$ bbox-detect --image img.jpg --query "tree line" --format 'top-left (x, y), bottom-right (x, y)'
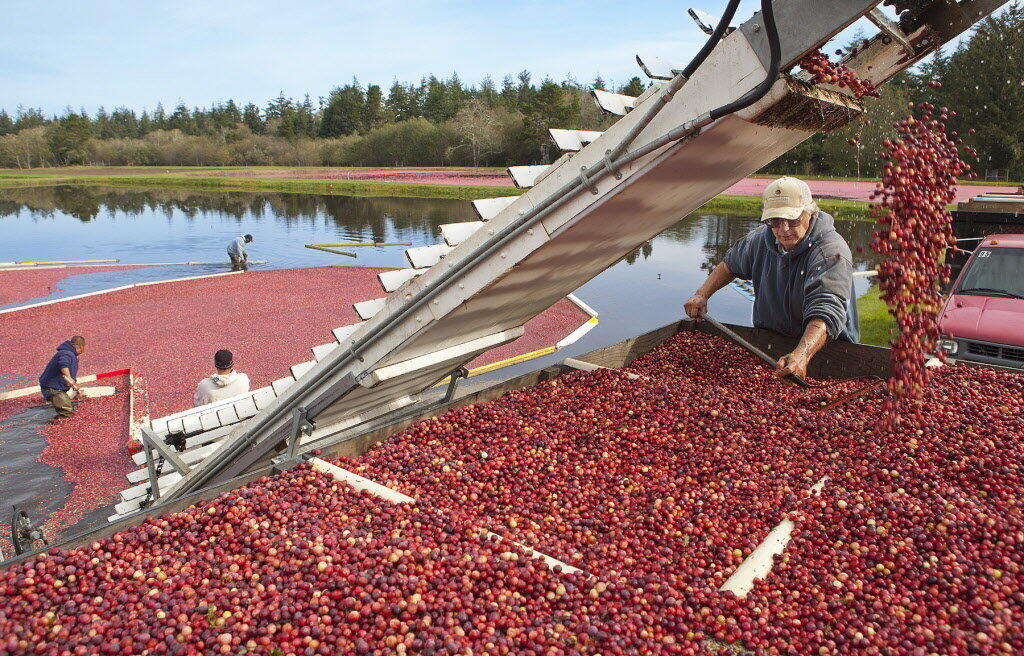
top-left (2, 6), bottom-right (1021, 177)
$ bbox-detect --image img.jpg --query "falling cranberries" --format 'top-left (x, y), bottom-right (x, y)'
top-left (799, 50), bottom-right (880, 99)
top-left (870, 102), bottom-right (976, 407)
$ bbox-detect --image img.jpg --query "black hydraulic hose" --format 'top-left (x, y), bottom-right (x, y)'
top-left (681, 0), bottom-right (742, 79)
top-left (170, 0), bottom-right (783, 500)
top-left (610, 0), bottom-right (741, 163)
top-left (709, 0), bottom-right (781, 120)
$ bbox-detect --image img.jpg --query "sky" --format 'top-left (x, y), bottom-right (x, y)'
top-left (3, 1), bottom-right (919, 116)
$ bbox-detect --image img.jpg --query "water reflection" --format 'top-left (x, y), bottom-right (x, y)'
top-left (1, 185), bottom-right (881, 313)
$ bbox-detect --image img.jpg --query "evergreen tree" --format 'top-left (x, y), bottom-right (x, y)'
top-left (46, 112), bottom-right (92, 165)
top-left (95, 107), bottom-right (113, 139)
top-left (620, 76), bottom-right (646, 96)
top-left (110, 107), bottom-right (140, 138)
top-left (385, 81), bottom-right (414, 121)
top-left (152, 103), bottom-right (167, 130)
top-left (479, 75), bottom-right (498, 107)
top-left (224, 99), bottom-right (242, 124)
top-left (319, 82), bottom-right (366, 136)
top-left (14, 106), bottom-right (47, 131)
top-left (0, 110), bottom-right (14, 136)
top-left (364, 84), bottom-right (386, 130)
top-left (499, 75), bottom-right (518, 110)
top-left (169, 103), bottom-right (195, 134)
top-left (242, 103), bottom-right (265, 134)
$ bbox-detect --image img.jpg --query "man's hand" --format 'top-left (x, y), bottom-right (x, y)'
top-left (684, 262), bottom-right (735, 320)
top-left (684, 293), bottom-right (708, 319)
top-left (776, 351), bottom-right (810, 380)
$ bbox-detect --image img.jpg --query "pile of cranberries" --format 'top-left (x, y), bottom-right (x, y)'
top-left (1, 332), bottom-right (1020, 655)
top-left (799, 50), bottom-right (879, 99)
top-left (870, 101), bottom-right (976, 404)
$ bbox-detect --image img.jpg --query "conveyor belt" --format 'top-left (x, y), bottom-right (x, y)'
top-left (142, 0), bottom-right (1006, 509)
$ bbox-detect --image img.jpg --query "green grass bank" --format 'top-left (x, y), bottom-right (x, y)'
top-left (0, 168), bottom-right (877, 218)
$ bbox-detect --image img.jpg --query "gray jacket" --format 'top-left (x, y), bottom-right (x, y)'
top-left (227, 236), bottom-right (248, 259)
top-left (724, 211), bottom-right (858, 342)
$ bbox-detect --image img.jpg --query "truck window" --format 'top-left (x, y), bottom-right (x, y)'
top-left (956, 247), bottom-right (1024, 298)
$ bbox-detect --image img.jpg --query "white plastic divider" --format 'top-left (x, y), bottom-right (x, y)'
top-left (471, 196), bottom-right (518, 220)
top-left (561, 358), bottom-right (645, 381)
top-left (554, 294), bottom-right (601, 349)
top-left (310, 458), bottom-right (415, 503)
top-left (361, 326), bottom-right (525, 388)
top-left (311, 343), bottom-right (339, 361)
top-left (131, 424), bottom-right (234, 465)
top-left (353, 298), bottom-right (388, 320)
top-left (333, 322), bottom-right (366, 344)
top-left (75, 386), bottom-right (116, 399)
top-left (271, 376), bottom-right (296, 395)
top-left (548, 129), bottom-right (604, 152)
top-left (591, 89), bottom-right (638, 116)
top-left (507, 165), bottom-right (552, 189)
top-left (405, 244), bottom-right (453, 269)
top-left (291, 361), bottom-right (317, 379)
top-left (378, 268), bottom-right (428, 293)
top-left (439, 221), bottom-right (484, 247)
top-left (252, 385), bottom-right (276, 410)
top-left (308, 457), bottom-right (588, 576)
top-left (719, 476), bottom-right (829, 597)
top-left (482, 530), bottom-right (587, 575)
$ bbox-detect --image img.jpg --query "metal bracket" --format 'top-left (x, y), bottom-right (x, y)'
top-left (578, 166), bottom-right (600, 195)
top-left (603, 150), bottom-right (623, 180)
top-left (866, 7), bottom-right (916, 58)
top-left (443, 367), bottom-right (470, 403)
top-left (140, 427), bottom-right (189, 475)
top-left (286, 406), bottom-right (315, 459)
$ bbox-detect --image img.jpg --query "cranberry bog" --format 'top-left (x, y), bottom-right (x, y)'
top-left (1, 318), bottom-right (1020, 655)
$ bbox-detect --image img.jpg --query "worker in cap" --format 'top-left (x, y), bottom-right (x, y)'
top-left (194, 349), bottom-right (251, 407)
top-left (685, 177), bottom-right (857, 379)
top-left (38, 336), bottom-right (86, 419)
top-left (227, 234), bottom-right (254, 271)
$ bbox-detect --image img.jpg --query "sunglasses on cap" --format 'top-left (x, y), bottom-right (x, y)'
top-left (762, 217), bottom-right (802, 229)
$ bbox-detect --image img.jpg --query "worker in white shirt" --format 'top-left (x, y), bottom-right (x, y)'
top-left (227, 234), bottom-right (253, 270)
top-left (194, 349), bottom-right (251, 406)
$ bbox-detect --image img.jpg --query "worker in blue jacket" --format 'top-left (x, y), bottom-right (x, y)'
top-left (38, 336), bottom-right (86, 419)
top-left (684, 177), bottom-right (857, 380)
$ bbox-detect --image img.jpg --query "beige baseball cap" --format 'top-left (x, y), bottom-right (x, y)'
top-left (761, 176), bottom-right (813, 222)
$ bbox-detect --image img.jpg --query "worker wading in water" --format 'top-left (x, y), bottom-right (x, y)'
top-left (38, 336), bottom-right (86, 419)
top-left (685, 177), bottom-right (857, 379)
top-left (227, 234), bottom-right (254, 271)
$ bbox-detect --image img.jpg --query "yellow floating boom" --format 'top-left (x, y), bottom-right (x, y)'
top-left (304, 245), bottom-right (357, 257)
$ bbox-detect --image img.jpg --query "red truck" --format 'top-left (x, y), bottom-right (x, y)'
top-left (938, 234), bottom-right (1024, 368)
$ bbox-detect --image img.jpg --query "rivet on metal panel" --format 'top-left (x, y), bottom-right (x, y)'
top-left (458, 283), bottom-right (464, 289)
top-left (527, 229), bottom-right (534, 235)
top-left (752, 23), bottom-right (761, 32)
top-left (433, 300), bottom-right (439, 305)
